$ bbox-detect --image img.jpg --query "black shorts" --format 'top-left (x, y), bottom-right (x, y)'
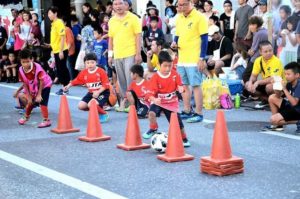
top-left (279, 100), bottom-right (300, 122)
top-left (256, 85), bottom-right (267, 95)
top-left (149, 104), bottom-right (184, 129)
top-left (81, 90), bottom-right (109, 107)
top-left (33, 87), bottom-right (51, 106)
top-left (129, 90), bottom-right (149, 118)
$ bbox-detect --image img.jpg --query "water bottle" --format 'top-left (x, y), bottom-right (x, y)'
top-left (235, 93), bottom-right (240, 109)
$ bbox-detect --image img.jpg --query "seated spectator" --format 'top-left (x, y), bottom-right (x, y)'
top-left (0, 49), bottom-right (8, 82)
top-left (142, 4), bottom-right (163, 30)
top-left (258, 0), bottom-right (268, 29)
top-left (144, 16), bottom-right (164, 50)
top-left (245, 41), bottom-right (285, 109)
top-left (263, 62), bottom-right (300, 131)
top-left (230, 45), bottom-right (248, 80)
top-left (145, 39), bottom-right (163, 80)
top-left (3, 50), bottom-right (18, 83)
top-left (207, 25), bottom-right (233, 76)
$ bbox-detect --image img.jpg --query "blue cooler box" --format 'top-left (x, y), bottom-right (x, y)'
top-left (226, 79), bottom-right (244, 95)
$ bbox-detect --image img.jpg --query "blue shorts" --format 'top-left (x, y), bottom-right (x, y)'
top-left (177, 66), bottom-right (203, 86)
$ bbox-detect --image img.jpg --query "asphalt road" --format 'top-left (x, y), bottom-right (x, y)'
top-left (0, 83), bottom-right (300, 199)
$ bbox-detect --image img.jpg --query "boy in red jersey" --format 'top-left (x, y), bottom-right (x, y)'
top-left (63, 53), bottom-right (110, 123)
top-left (143, 51), bottom-right (190, 147)
top-left (126, 64), bottom-right (150, 118)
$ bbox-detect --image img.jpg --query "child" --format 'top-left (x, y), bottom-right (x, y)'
top-left (18, 49), bottom-right (52, 127)
top-left (3, 50), bottom-right (18, 83)
top-left (126, 64), bottom-right (150, 118)
top-left (143, 51), bottom-right (190, 147)
top-left (63, 53), bottom-right (110, 123)
top-left (93, 27), bottom-right (108, 72)
top-left (230, 45), bottom-right (248, 80)
top-left (279, 16), bottom-right (298, 66)
top-left (100, 13), bottom-right (109, 38)
top-left (0, 49), bottom-right (8, 82)
top-left (144, 16), bottom-right (164, 50)
top-left (263, 62), bottom-right (300, 131)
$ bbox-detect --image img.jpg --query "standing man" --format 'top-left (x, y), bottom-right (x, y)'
top-left (172, 0), bottom-right (208, 123)
top-left (235, 0), bottom-right (254, 50)
top-left (108, 0), bottom-right (142, 111)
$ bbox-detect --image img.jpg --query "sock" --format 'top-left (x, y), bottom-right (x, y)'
top-left (25, 104), bottom-right (34, 118)
top-left (150, 123), bottom-right (158, 130)
top-left (40, 105), bottom-right (49, 120)
top-left (97, 105), bottom-right (107, 115)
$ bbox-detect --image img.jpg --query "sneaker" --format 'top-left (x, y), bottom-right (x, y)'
top-left (186, 113), bottom-right (203, 123)
top-left (18, 116), bottom-right (29, 125)
top-left (18, 109), bottom-right (25, 115)
top-left (99, 114), bottom-right (109, 123)
top-left (115, 106), bottom-right (125, 112)
top-left (180, 111), bottom-right (193, 120)
top-left (38, 119), bottom-right (51, 128)
top-left (142, 129), bottom-right (157, 139)
top-left (124, 107), bottom-right (130, 113)
top-left (254, 101), bottom-right (269, 109)
top-left (182, 138), bottom-right (191, 147)
top-left (103, 106), bottom-right (112, 111)
top-left (56, 89), bottom-right (69, 95)
top-left (261, 125), bottom-right (284, 132)
top-left (14, 105), bottom-right (24, 110)
top-left (295, 121), bottom-right (300, 134)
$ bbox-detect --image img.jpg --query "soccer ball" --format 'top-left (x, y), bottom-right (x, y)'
top-left (151, 132), bottom-right (168, 153)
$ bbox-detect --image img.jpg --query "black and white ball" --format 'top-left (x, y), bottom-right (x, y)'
top-left (151, 132), bottom-right (168, 153)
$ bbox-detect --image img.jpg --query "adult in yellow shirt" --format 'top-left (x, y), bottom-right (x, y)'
top-left (171, 0), bottom-right (208, 123)
top-left (246, 41), bottom-right (285, 109)
top-left (108, 0), bottom-right (142, 111)
top-left (48, 6), bottom-right (70, 95)
top-left (145, 39), bottom-right (163, 80)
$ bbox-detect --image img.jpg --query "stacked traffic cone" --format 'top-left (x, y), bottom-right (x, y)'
top-left (51, 95), bottom-right (80, 134)
top-left (79, 99), bottom-right (111, 142)
top-left (117, 105), bottom-right (150, 151)
top-left (201, 111), bottom-right (244, 176)
top-left (157, 112), bottom-right (194, 163)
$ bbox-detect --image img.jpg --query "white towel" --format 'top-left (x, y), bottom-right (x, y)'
top-left (230, 11), bottom-right (235, 30)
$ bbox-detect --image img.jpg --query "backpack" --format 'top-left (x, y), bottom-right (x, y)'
top-left (220, 93), bottom-right (233, 109)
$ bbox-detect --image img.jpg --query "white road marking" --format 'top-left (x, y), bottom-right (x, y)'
top-left (0, 84), bottom-right (81, 101)
top-left (0, 150), bottom-right (128, 199)
top-left (259, 131), bottom-right (300, 141)
top-left (203, 119), bottom-right (215, 124)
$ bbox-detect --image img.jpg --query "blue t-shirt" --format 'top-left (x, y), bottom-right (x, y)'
top-left (286, 79), bottom-right (300, 112)
top-left (72, 23), bottom-right (82, 51)
top-left (93, 39), bottom-right (108, 69)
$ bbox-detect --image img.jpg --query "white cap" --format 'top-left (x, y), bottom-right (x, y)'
top-left (208, 25), bottom-right (220, 36)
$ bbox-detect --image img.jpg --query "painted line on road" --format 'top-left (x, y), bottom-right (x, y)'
top-left (0, 84), bottom-right (81, 101)
top-left (0, 150), bottom-right (128, 199)
top-left (258, 131), bottom-right (300, 141)
top-left (203, 119), bottom-right (215, 124)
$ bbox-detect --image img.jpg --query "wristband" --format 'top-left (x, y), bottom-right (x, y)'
top-left (108, 50), bottom-right (114, 58)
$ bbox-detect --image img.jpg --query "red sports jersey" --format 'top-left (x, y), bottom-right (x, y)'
top-left (128, 79), bottom-right (149, 105)
top-left (147, 70), bottom-right (182, 104)
top-left (71, 67), bottom-right (109, 92)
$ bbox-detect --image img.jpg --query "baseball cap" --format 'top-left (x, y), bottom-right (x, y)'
top-left (258, 0), bottom-right (267, 5)
top-left (208, 25), bottom-right (220, 36)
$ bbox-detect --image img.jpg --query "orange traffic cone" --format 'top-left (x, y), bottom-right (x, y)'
top-left (157, 112), bottom-right (194, 163)
top-left (200, 111), bottom-right (244, 176)
top-left (79, 99), bottom-right (111, 142)
top-left (51, 95), bottom-right (80, 134)
top-left (117, 105), bottom-right (150, 151)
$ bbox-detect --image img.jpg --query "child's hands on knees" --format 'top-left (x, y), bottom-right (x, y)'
top-left (35, 95), bottom-right (43, 103)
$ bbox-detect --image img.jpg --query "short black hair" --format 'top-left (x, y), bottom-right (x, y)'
top-left (94, 26), bottom-right (103, 35)
top-left (130, 64), bottom-right (144, 78)
top-left (259, 40), bottom-right (272, 50)
top-left (166, 0), bottom-right (174, 4)
top-left (279, 5), bottom-right (292, 16)
top-left (153, 39), bottom-right (164, 47)
top-left (19, 49), bottom-right (32, 59)
top-left (70, 14), bottom-right (78, 22)
top-left (150, 16), bottom-right (159, 22)
top-left (158, 51), bottom-right (172, 65)
top-left (47, 6), bottom-right (59, 14)
top-left (84, 52), bottom-right (97, 62)
top-left (284, 62), bottom-right (300, 74)
top-left (249, 16), bottom-right (264, 28)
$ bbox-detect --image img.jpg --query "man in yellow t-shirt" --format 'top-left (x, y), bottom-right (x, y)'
top-left (246, 41), bottom-right (285, 108)
top-left (171, 0), bottom-right (208, 123)
top-left (145, 39), bottom-right (163, 79)
top-left (108, 0), bottom-right (142, 111)
top-left (48, 6), bottom-right (70, 95)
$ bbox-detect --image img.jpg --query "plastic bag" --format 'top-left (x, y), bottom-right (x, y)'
top-left (75, 50), bottom-right (86, 71)
top-left (202, 78), bottom-right (222, 110)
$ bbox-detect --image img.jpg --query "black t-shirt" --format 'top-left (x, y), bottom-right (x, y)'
top-left (286, 80), bottom-right (300, 112)
top-left (220, 13), bottom-right (234, 41)
top-left (144, 28), bottom-right (164, 44)
top-left (0, 26), bottom-right (8, 47)
top-left (208, 36), bottom-right (233, 66)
